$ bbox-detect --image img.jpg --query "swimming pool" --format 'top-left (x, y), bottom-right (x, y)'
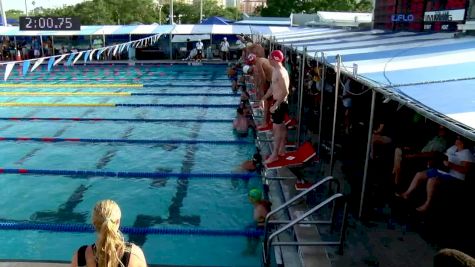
top-left (0, 64), bottom-right (262, 266)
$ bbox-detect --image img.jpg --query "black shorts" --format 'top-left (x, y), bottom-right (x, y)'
top-left (197, 49), bottom-right (202, 55)
top-left (271, 102), bottom-right (288, 124)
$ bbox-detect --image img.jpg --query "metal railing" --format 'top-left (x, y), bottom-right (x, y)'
top-left (262, 176), bottom-right (348, 266)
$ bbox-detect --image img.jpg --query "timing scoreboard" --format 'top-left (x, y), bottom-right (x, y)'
top-left (373, 0), bottom-right (467, 32)
top-left (19, 16), bottom-right (81, 31)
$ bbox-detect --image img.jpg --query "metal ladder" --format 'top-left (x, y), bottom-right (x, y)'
top-left (262, 176), bottom-right (348, 266)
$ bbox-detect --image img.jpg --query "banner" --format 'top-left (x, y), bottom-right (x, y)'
top-left (22, 60), bottom-right (31, 76)
top-left (47, 57), bottom-right (55, 71)
top-left (112, 45), bottom-right (119, 56)
top-left (4, 62), bottom-right (15, 81)
top-left (31, 58), bottom-right (45, 72)
top-left (83, 50), bottom-right (91, 63)
top-left (65, 53), bottom-right (76, 66)
top-left (53, 54), bottom-right (67, 66)
top-left (72, 52), bottom-right (84, 65)
top-left (89, 49), bottom-right (97, 61)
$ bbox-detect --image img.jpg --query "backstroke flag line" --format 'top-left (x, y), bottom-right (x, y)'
top-left (0, 33), bottom-right (162, 80)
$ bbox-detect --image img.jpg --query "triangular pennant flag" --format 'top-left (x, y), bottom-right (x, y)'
top-left (120, 43), bottom-right (127, 53)
top-left (22, 60), bottom-right (31, 76)
top-left (97, 48), bottom-right (107, 60)
top-left (83, 50), bottom-right (91, 63)
top-left (65, 53), bottom-right (76, 66)
top-left (53, 54), bottom-right (67, 66)
top-left (31, 58), bottom-right (45, 72)
top-left (112, 45), bottom-right (119, 56)
top-left (47, 57), bottom-right (55, 71)
top-left (89, 49), bottom-right (97, 61)
top-left (4, 62), bottom-right (15, 81)
top-left (72, 51), bottom-right (84, 65)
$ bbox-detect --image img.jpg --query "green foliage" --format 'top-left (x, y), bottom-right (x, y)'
top-left (14, 0), bottom-right (242, 25)
top-left (5, 10), bottom-right (24, 19)
top-left (261, 0), bottom-right (373, 17)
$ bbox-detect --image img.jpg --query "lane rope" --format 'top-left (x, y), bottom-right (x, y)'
top-left (0, 137), bottom-right (252, 145)
top-left (0, 221), bottom-right (263, 237)
top-left (0, 92), bottom-right (131, 97)
top-left (0, 92), bottom-right (237, 97)
top-left (0, 103), bottom-right (237, 108)
top-left (0, 84), bottom-right (143, 88)
top-left (0, 117), bottom-right (234, 123)
top-left (0, 168), bottom-right (257, 180)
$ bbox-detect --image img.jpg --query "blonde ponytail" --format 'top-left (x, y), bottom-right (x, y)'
top-left (93, 200), bottom-right (126, 267)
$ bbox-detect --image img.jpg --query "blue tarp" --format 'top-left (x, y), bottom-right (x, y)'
top-left (200, 16), bottom-right (233, 25)
top-left (0, 17), bottom-right (18, 26)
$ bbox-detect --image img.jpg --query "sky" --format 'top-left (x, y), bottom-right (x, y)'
top-left (3, 0), bottom-right (85, 12)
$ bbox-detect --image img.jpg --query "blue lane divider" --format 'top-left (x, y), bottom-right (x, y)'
top-left (116, 103), bottom-right (237, 108)
top-left (0, 221), bottom-right (263, 237)
top-left (0, 168), bottom-right (257, 180)
top-left (0, 137), bottom-right (252, 145)
top-left (0, 117), bottom-right (234, 123)
top-left (131, 93), bottom-right (237, 97)
top-left (143, 84), bottom-right (231, 88)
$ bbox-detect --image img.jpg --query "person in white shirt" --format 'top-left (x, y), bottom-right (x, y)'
top-left (196, 39), bottom-right (204, 61)
top-left (396, 135), bottom-right (475, 212)
top-left (220, 37), bottom-right (230, 61)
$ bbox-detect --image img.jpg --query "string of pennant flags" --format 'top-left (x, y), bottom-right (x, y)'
top-left (1, 33), bottom-right (163, 81)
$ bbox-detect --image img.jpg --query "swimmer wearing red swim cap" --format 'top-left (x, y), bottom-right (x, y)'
top-left (268, 50), bottom-right (284, 63)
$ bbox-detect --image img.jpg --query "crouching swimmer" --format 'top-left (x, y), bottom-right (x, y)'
top-left (243, 188), bottom-right (272, 255)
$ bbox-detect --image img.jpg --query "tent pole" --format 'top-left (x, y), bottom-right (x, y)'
top-left (169, 34), bottom-right (173, 60)
top-left (329, 54), bottom-right (341, 176)
top-left (296, 46), bottom-right (306, 146)
top-left (359, 90), bottom-right (376, 219)
top-left (40, 36), bottom-right (44, 57)
top-left (51, 36), bottom-right (55, 56)
top-left (210, 34), bottom-right (213, 60)
top-left (317, 52), bottom-right (326, 156)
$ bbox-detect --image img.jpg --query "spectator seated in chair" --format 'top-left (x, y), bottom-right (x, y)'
top-left (395, 135), bottom-right (474, 212)
top-left (393, 125), bottom-right (448, 188)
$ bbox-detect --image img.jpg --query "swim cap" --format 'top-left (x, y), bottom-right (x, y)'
top-left (247, 53), bottom-right (257, 64)
top-left (223, 37), bottom-right (227, 40)
top-left (246, 42), bottom-right (253, 47)
top-left (243, 64), bottom-right (251, 74)
top-left (248, 188), bottom-right (262, 202)
top-left (269, 50), bottom-right (284, 63)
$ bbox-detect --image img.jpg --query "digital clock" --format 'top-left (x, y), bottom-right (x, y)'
top-left (19, 16), bottom-right (81, 31)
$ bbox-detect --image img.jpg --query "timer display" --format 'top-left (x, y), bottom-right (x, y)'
top-left (20, 16), bottom-right (81, 31)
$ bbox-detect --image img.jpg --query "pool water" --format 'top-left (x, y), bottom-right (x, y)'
top-left (0, 64), bottom-right (262, 266)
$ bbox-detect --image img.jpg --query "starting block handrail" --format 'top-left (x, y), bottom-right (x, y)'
top-left (263, 193), bottom-right (347, 266)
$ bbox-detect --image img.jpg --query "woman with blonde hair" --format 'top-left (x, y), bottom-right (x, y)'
top-left (71, 199), bottom-right (147, 267)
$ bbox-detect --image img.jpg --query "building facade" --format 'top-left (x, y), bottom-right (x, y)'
top-left (240, 0), bottom-right (266, 14)
top-left (373, 0), bottom-right (470, 31)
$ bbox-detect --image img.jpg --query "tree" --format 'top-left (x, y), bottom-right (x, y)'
top-left (261, 0), bottom-right (373, 17)
top-left (26, 0), bottom-right (241, 25)
top-left (5, 10), bottom-right (24, 19)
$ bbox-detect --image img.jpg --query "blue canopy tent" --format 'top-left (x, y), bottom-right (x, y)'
top-left (200, 16), bottom-right (233, 25)
top-left (0, 17), bottom-right (19, 26)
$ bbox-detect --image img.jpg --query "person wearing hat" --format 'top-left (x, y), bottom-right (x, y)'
top-left (263, 50), bottom-right (290, 164)
top-left (219, 37), bottom-right (230, 61)
top-left (243, 188), bottom-right (271, 255)
top-left (248, 188), bottom-right (271, 227)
